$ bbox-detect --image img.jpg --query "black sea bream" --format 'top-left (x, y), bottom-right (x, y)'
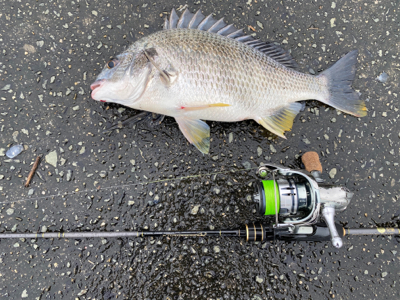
top-left (91, 8), bottom-right (367, 154)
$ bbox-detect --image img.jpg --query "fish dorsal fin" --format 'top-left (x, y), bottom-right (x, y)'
top-left (164, 8), bottom-right (297, 69)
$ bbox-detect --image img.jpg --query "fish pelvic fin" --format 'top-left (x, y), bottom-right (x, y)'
top-left (175, 117), bottom-right (210, 154)
top-left (257, 103), bottom-right (303, 138)
top-left (318, 50), bottom-right (367, 117)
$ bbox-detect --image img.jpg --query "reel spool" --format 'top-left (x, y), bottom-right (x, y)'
top-left (254, 178), bottom-right (312, 218)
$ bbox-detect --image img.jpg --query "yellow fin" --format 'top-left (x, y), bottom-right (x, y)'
top-left (257, 103), bottom-right (303, 138)
top-left (175, 117), bottom-right (210, 154)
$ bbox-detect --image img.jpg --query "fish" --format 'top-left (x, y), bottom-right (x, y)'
top-left (91, 8), bottom-right (367, 154)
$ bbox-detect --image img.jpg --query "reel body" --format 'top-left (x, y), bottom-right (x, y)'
top-left (253, 163), bottom-right (353, 248)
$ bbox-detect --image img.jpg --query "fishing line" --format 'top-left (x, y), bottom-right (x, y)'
top-left (0, 166), bottom-right (260, 205)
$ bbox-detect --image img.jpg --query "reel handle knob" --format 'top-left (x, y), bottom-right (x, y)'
top-left (302, 151), bottom-right (323, 183)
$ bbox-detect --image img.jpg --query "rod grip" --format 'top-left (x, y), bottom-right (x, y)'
top-left (301, 151), bottom-right (322, 173)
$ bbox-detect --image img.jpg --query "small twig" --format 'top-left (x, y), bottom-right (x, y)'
top-left (25, 155), bottom-right (41, 187)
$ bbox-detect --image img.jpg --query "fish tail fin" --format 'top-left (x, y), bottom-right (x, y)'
top-left (318, 50), bottom-right (367, 117)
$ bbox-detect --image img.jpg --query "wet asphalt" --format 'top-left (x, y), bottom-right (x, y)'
top-left (0, 0), bottom-right (399, 299)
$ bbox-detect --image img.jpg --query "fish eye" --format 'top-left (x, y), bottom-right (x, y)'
top-left (107, 59), bottom-right (118, 69)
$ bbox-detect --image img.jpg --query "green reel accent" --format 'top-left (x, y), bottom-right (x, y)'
top-left (261, 180), bottom-right (280, 216)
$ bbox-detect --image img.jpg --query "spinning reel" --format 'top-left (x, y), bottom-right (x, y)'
top-left (253, 152), bottom-right (352, 248)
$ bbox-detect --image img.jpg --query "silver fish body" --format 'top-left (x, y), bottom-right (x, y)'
top-left (91, 8), bottom-right (366, 154)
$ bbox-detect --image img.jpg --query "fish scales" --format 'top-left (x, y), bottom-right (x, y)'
top-left (91, 8), bottom-right (366, 154)
top-left (138, 29), bottom-right (321, 121)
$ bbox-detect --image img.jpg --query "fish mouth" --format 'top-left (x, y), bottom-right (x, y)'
top-left (90, 80), bottom-right (106, 102)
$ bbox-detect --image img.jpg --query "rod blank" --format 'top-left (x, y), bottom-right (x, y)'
top-left (345, 228), bottom-right (400, 236)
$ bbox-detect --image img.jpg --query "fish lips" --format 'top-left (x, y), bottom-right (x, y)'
top-left (90, 79), bottom-right (107, 102)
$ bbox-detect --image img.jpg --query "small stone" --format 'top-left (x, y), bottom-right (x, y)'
top-left (330, 18), bottom-right (336, 27)
top-left (14, 242), bottom-right (20, 248)
top-left (45, 151), bottom-right (58, 167)
top-left (66, 170), bottom-right (73, 181)
top-left (6, 144), bottom-right (24, 159)
top-left (21, 289), bottom-right (28, 298)
top-left (191, 205), bottom-right (200, 215)
top-left (229, 132), bottom-right (233, 143)
top-left (99, 171), bottom-right (108, 178)
top-left (329, 168), bottom-right (337, 179)
top-left (23, 44), bottom-right (36, 53)
top-left (256, 21), bottom-right (264, 29)
top-left (257, 147), bottom-right (262, 157)
top-left (91, 10), bottom-right (98, 16)
top-left (28, 189), bottom-right (34, 196)
top-left (377, 72), bottom-right (388, 83)
top-left (381, 272), bottom-right (388, 278)
top-left (270, 144), bottom-right (276, 153)
top-left (101, 239), bottom-right (108, 245)
top-left (213, 187), bottom-right (220, 194)
top-left (213, 246), bottom-right (220, 253)
top-left (72, 105), bottom-right (79, 111)
top-left (242, 161), bottom-right (252, 169)
top-left (1, 84), bottom-right (10, 91)
top-left (255, 275), bottom-right (264, 283)
top-left (6, 208), bottom-right (14, 215)
top-left (79, 146), bottom-right (86, 154)
top-left (41, 225), bottom-right (47, 233)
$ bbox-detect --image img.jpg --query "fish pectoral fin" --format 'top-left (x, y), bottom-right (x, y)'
top-left (179, 103), bottom-right (230, 111)
top-left (175, 117), bottom-right (210, 154)
top-left (257, 103), bottom-right (303, 138)
top-left (144, 49), bottom-right (178, 86)
top-left (162, 65), bottom-right (178, 86)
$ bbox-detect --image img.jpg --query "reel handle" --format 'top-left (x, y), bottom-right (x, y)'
top-left (322, 206), bottom-right (343, 248)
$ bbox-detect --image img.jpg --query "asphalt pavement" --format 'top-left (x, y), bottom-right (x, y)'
top-left (0, 0), bottom-right (399, 299)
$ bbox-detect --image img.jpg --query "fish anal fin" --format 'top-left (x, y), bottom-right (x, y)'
top-left (175, 117), bottom-right (210, 154)
top-left (257, 103), bottom-right (303, 138)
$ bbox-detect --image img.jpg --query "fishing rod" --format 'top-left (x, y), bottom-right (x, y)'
top-left (1, 223), bottom-right (398, 241)
top-left (1, 152), bottom-right (398, 247)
